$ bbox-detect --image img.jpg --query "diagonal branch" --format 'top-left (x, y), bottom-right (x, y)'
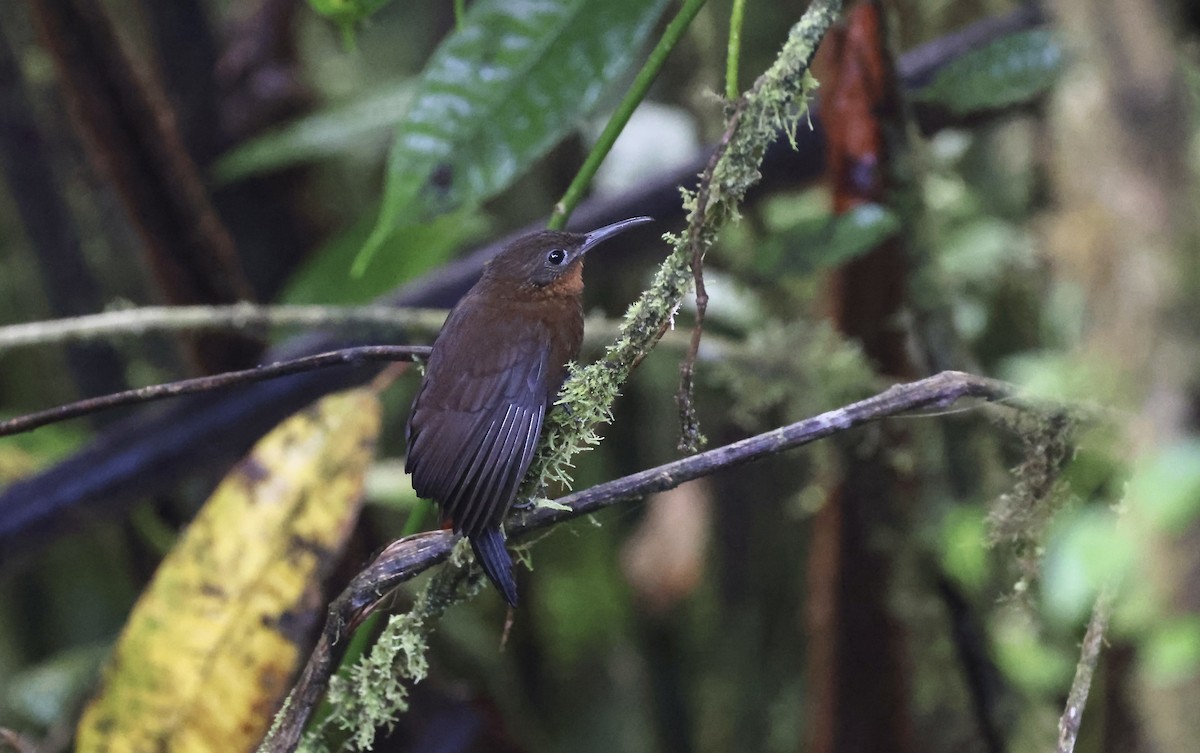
top-left (529, 0), bottom-right (846, 504)
top-left (1055, 588), bottom-right (1115, 753)
top-left (263, 370), bottom-right (1033, 752)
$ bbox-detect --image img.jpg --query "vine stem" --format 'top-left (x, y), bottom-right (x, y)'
top-left (548, 0), bottom-right (709, 230)
top-left (725, 0), bottom-right (748, 100)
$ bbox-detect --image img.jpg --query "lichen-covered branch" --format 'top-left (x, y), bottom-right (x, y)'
top-left (275, 3), bottom-right (847, 750)
top-left (296, 565), bottom-right (479, 753)
top-left (263, 369), bottom-right (1036, 753)
top-left (531, 0), bottom-right (844, 491)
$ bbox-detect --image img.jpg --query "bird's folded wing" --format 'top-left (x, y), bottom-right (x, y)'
top-left (406, 332), bottom-right (549, 536)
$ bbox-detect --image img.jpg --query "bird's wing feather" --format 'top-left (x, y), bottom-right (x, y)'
top-left (406, 299), bottom-right (551, 536)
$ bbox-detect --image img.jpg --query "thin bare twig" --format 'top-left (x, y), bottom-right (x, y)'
top-left (0, 727), bottom-right (37, 753)
top-left (1056, 588), bottom-right (1115, 753)
top-left (676, 141), bottom-right (717, 453)
top-left (671, 0), bottom-right (832, 452)
top-left (0, 346), bottom-right (430, 437)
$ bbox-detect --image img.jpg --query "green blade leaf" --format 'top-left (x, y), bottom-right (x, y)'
top-left (354, 0), bottom-right (670, 275)
top-left (912, 29), bottom-right (1065, 116)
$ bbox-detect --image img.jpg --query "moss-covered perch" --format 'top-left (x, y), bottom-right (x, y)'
top-left (262, 2), bottom-right (846, 751)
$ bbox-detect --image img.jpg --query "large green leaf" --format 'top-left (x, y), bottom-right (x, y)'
top-left (354, 0), bottom-right (670, 274)
top-left (912, 30), bottom-right (1065, 116)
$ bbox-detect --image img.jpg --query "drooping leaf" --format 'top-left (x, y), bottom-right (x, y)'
top-left (211, 81), bottom-right (416, 184)
top-left (76, 390), bottom-right (381, 753)
top-left (354, 0), bottom-right (671, 274)
top-left (912, 30), bottom-right (1065, 116)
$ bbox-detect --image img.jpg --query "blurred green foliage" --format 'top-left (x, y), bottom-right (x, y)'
top-left (307, 0), bottom-right (391, 46)
top-left (2, 1), bottom-right (1198, 751)
top-left (913, 29), bottom-right (1065, 116)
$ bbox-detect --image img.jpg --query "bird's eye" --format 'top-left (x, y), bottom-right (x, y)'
top-left (546, 248), bottom-right (566, 265)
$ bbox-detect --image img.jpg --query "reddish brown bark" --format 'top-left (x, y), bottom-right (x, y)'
top-left (805, 4), bottom-right (917, 753)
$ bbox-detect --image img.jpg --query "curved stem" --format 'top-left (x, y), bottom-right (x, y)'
top-left (725, 0), bottom-right (748, 100)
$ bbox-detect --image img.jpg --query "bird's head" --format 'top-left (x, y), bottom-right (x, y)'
top-left (484, 217), bottom-right (654, 290)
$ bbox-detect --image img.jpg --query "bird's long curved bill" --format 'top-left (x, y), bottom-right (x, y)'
top-left (580, 216), bottom-right (654, 254)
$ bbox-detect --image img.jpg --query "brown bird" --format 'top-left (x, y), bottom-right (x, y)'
top-left (406, 217), bottom-right (654, 605)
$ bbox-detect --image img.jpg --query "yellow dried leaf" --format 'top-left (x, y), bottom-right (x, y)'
top-left (76, 389), bottom-right (381, 753)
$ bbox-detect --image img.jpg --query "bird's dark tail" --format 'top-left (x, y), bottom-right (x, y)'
top-left (470, 528), bottom-right (519, 607)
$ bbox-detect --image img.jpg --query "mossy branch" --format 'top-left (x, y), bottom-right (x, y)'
top-left (293, 564), bottom-right (479, 753)
top-left (261, 369), bottom-right (1049, 753)
top-left (530, 0), bottom-right (843, 492)
top-left (265, 3), bottom-right (846, 750)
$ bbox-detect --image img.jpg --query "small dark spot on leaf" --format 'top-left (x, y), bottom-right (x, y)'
top-left (200, 581), bottom-right (227, 599)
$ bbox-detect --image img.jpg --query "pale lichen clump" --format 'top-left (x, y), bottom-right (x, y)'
top-left (321, 610), bottom-right (429, 750)
top-left (295, 564), bottom-right (481, 753)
